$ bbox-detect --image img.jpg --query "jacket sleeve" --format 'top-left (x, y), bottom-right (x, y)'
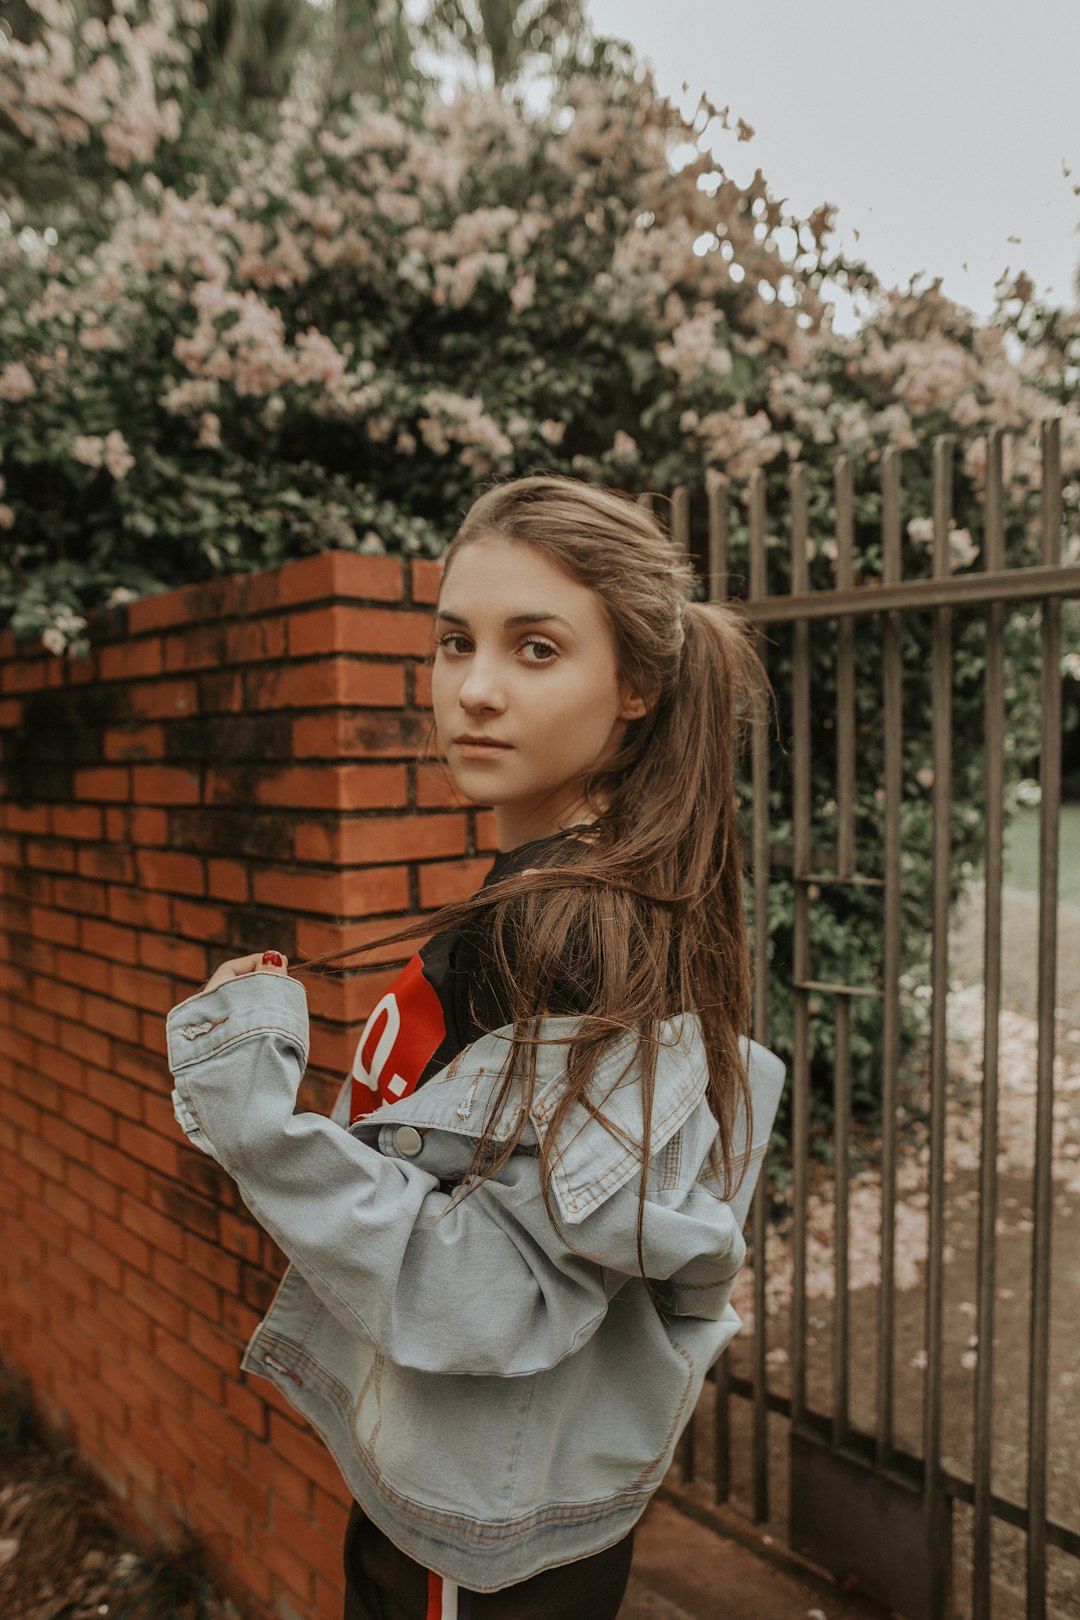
top-left (166, 973), bottom-right (746, 1377)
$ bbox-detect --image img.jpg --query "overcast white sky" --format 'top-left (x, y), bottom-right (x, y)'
top-left (586, 0), bottom-right (1080, 333)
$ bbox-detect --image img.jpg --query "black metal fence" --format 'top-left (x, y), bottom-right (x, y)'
top-left (654, 419), bottom-right (1078, 1619)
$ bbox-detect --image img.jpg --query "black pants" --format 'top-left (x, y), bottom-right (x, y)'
top-left (342, 1500), bottom-right (634, 1620)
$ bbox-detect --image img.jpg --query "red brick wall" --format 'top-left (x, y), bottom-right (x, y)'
top-left (0, 552), bottom-right (496, 1620)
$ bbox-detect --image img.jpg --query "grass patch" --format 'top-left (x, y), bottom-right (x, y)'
top-left (999, 802), bottom-right (1080, 907)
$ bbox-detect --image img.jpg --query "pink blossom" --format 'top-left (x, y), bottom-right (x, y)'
top-left (0, 361), bottom-right (35, 402)
top-left (70, 435), bottom-right (105, 468)
top-left (104, 429), bottom-right (135, 480)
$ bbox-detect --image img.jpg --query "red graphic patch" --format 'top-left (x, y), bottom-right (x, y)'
top-left (349, 953), bottom-right (447, 1124)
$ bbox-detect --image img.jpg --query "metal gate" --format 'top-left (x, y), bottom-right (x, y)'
top-left (657, 419), bottom-right (1080, 1619)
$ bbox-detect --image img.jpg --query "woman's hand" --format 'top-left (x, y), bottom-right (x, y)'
top-left (202, 950), bottom-right (290, 994)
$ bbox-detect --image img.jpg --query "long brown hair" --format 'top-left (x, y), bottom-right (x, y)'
top-left (293, 475), bottom-right (767, 1307)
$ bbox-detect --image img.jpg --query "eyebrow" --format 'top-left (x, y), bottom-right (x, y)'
top-left (435, 609), bottom-right (577, 635)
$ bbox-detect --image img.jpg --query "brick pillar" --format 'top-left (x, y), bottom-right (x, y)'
top-left (0, 551), bottom-right (496, 1619)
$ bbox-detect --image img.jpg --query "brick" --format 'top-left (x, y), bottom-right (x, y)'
top-left (418, 857), bottom-right (492, 909)
top-left (296, 913), bottom-right (430, 959)
top-left (117, 1118), bottom-right (181, 1181)
top-left (225, 1377), bottom-right (268, 1440)
top-left (57, 945), bottom-right (111, 995)
top-left (270, 1412), bottom-right (342, 1498)
top-left (129, 1412), bottom-right (193, 1492)
top-left (86, 1137), bottom-right (147, 1202)
top-left (42, 1246), bottom-right (95, 1306)
top-left (73, 766), bottom-right (131, 803)
top-left (126, 806), bottom-right (170, 845)
top-left (226, 1459), bottom-right (269, 1522)
top-left (82, 1063), bottom-right (144, 1123)
top-left (3, 804), bottom-right (50, 835)
top-left (249, 1521), bottom-right (313, 1606)
top-left (52, 875), bottom-right (108, 915)
top-left (130, 765), bottom-right (201, 805)
top-left (136, 933), bottom-right (207, 981)
top-left (69, 1228), bottom-right (122, 1291)
top-left (185, 1229), bottom-right (240, 1294)
top-left (82, 990), bottom-right (140, 1043)
top-left (151, 1248), bottom-right (220, 1320)
top-left (126, 676), bottom-right (198, 720)
top-left (135, 849), bottom-right (204, 895)
top-left (20, 1007), bottom-right (56, 1050)
top-left (191, 1389), bottom-right (248, 1467)
top-left (187, 1469), bottom-right (251, 1545)
top-left (149, 1176), bottom-right (220, 1243)
top-left (246, 659), bottom-right (406, 711)
top-left (186, 1313), bottom-right (241, 1377)
top-left (250, 865), bottom-right (407, 918)
top-left (413, 660), bottom-right (433, 708)
top-left (108, 885), bottom-right (171, 931)
top-left (76, 844), bottom-right (136, 883)
top-left (292, 710), bottom-right (428, 761)
top-left (158, 1400), bottom-right (228, 1486)
top-left (63, 1092), bottom-right (117, 1145)
top-left (80, 916), bottom-right (139, 964)
top-left (120, 1191), bottom-right (185, 1261)
top-left (26, 838), bottom-right (76, 873)
top-left (410, 558), bottom-right (444, 605)
top-left (29, 905), bottom-right (79, 946)
top-left (19, 1134), bottom-right (65, 1182)
top-left (288, 606), bottom-right (433, 660)
top-left (103, 722), bottom-right (164, 762)
top-left (207, 858), bottom-right (249, 902)
top-left (296, 816), bottom-right (469, 868)
top-left (474, 808), bottom-right (498, 850)
top-left (55, 1017), bottom-right (111, 1082)
top-left (415, 762), bottom-right (466, 809)
top-left (313, 1483), bottom-right (351, 1541)
top-left (99, 639), bottom-right (164, 682)
top-left (123, 1269), bottom-right (188, 1337)
top-left (108, 960), bottom-right (170, 1016)
top-left (170, 898), bottom-right (229, 947)
top-left (242, 763), bottom-right (408, 812)
top-left (93, 1209), bottom-right (150, 1273)
top-left (154, 1326), bottom-right (225, 1405)
top-left (197, 668), bottom-right (246, 713)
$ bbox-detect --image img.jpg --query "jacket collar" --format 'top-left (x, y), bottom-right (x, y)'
top-left (353, 1014), bottom-right (709, 1225)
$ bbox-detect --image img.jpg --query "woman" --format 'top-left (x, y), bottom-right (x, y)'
top-left (165, 476), bottom-right (786, 1620)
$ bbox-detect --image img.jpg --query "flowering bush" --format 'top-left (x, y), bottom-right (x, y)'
top-left (2, 0), bottom-right (1078, 1136)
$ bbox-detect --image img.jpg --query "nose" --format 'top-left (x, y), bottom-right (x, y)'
top-left (456, 652), bottom-right (506, 714)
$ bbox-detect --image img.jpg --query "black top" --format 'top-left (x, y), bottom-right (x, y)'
top-left (347, 826), bottom-right (592, 1124)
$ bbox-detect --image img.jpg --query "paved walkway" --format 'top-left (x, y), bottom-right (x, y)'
top-left (618, 1499), bottom-right (891, 1620)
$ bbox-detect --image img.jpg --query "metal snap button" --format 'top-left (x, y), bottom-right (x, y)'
top-left (393, 1125), bottom-right (424, 1157)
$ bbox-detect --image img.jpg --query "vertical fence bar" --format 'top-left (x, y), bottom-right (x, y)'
top-left (832, 457), bottom-right (855, 1448)
top-left (707, 478), bottom-right (732, 1506)
top-left (672, 485), bottom-right (691, 567)
top-left (673, 482), bottom-right (696, 1486)
top-left (972, 427), bottom-right (1006, 1620)
top-left (790, 464), bottom-right (812, 1438)
top-left (708, 481), bottom-right (729, 602)
top-left (924, 435), bottom-right (954, 1617)
top-left (749, 468), bottom-right (771, 1523)
top-left (876, 447), bottom-right (903, 1467)
top-left (1028, 415), bottom-right (1062, 1620)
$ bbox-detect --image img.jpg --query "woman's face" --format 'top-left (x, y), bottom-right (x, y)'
top-left (432, 535), bottom-right (646, 850)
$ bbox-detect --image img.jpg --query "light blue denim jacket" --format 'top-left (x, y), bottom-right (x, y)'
top-left (165, 971), bottom-right (785, 1592)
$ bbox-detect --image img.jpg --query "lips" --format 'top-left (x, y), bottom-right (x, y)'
top-left (454, 736), bottom-right (511, 748)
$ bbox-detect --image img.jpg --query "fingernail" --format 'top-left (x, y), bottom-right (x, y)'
top-left (262, 951), bottom-right (284, 967)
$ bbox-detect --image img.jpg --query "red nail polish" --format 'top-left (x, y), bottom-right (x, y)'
top-left (262, 951), bottom-right (284, 967)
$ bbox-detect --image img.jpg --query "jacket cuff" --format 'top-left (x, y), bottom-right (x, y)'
top-left (165, 972), bottom-right (309, 1075)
